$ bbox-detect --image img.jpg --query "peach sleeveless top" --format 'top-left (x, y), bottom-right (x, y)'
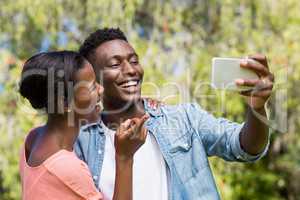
top-left (19, 134), bottom-right (102, 200)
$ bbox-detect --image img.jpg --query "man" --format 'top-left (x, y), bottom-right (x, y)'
top-left (75, 28), bottom-right (274, 200)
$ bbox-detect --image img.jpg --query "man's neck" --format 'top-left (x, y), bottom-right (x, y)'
top-left (101, 99), bottom-right (145, 129)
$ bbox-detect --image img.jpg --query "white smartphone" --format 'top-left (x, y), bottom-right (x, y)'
top-left (211, 57), bottom-right (258, 91)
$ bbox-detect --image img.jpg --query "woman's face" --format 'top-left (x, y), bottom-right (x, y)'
top-left (72, 61), bottom-right (103, 115)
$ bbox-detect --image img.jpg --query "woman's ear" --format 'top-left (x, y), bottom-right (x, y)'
top-left (64, 107), bottom-right (72, 113)
top-left (63, 100), bottom-right (72, 113)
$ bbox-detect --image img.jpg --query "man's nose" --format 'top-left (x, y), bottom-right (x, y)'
top-left (122, 60), bottom-right (137, 75)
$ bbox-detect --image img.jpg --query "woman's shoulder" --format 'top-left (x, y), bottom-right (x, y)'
top-left (24, 126), bottom-right (59, 167)
top-left (23, 126), bottom-right (46, 166)
top-left (25, 126), bottom-right (44, 153)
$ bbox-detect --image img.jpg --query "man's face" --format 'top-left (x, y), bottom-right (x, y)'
top-left (93, 39), bottom-right (144, 106)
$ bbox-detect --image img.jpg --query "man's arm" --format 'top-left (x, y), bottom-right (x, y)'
top-left (236, 54), bottom-right (274, 155)
top-left (240, 107), bottom-right (269, 155)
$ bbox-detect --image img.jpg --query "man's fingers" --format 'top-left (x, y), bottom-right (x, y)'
top-left (235, 79), bottom-right (260, 87)
top-left (239, 87), bottom-right (272, 97)
top-left (235, 74), bottom-right (273, 88)
top-left (240, 58), bottom-right (269, 77)
top-left (237, 77), bottom-right (273, 97)
top-left (248, 54), bottom-right (269, 68)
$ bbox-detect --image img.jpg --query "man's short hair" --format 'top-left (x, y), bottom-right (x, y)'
top-left (79, 27), bottom-right (128, 64)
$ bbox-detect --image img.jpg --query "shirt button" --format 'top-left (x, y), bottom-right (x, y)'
top-left (98, 150), bottom-right (102, 155)
top-left (93, 175), bottom-right (98, 180)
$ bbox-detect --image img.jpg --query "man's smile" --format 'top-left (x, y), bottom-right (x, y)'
top-left (116, 78), bottom-right (141, 93)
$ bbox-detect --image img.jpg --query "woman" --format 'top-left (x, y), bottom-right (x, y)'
top-left (19, 51), bottom-right (148, 200)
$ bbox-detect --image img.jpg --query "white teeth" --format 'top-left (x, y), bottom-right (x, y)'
top-left (121, 81), bottom-right (138, 87)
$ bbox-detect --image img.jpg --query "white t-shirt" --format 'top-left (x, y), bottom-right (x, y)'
top-left (99, 121), bottom-right (168, 200)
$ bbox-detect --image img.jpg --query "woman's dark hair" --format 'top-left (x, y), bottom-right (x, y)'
top-left (19, 51), bottom-right (87, 112)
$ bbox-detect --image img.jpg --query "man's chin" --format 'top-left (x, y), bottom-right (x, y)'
top-left (121, 93), bottom-right (142, 104)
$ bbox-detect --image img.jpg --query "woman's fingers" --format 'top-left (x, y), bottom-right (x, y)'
top-left (136, 114), bottom-right (149, 136)
top-left (139, 114), bottom-right (149, 127)
top-left (118, 119), bottom-right (131, 134)
top-left (129, 114), bottom-right (149, 138)
top-left (117, 113), bottom-right (150, 140)
top-left (141, 127), bottom-right (148, 141)
top-left (122, 127), bottom-right (135, 138)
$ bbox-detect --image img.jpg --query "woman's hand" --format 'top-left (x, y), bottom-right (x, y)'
top-left (114, 114), bottom-right (149, 161)
top-left (113, 115), bottom-right (149, 200)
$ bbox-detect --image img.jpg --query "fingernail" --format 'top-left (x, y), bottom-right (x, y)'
top-left (240, 59), bottom-right (247, 65)
top-left (235, 79), bottom-right (244, 85)
top-left (124, 119), bottom-right (131, 125)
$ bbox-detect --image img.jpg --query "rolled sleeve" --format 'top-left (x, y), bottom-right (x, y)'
top-left (231, 124), bottom-right (270, 162)
top-left (187, 103), bottom-right (270, 162)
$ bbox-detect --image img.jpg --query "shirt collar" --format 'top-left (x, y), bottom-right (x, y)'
top-left (80, 120), bottom-right (102, 132)
top-left (143, 98), bottom-right (163, 118)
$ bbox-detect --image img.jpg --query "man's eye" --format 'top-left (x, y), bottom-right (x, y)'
top-left (130, 59), bottom-right (139, 64)
top-left (110, 63), bottom-right (120, 68)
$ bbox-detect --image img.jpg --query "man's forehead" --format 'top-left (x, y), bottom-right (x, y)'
top-left (95, 39), bottom-right (135, 60)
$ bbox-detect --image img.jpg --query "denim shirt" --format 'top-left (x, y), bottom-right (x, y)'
top-left (74, 101), bottom-right (269, 200)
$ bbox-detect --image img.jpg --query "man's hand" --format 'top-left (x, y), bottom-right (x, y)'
top-left (235, 54), bottom-right (274, 110)
top-left (236, 54), bottom-right (274, 155)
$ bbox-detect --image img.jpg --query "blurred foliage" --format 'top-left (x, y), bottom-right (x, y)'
top-left (0, 0), bottom-right (299, 199)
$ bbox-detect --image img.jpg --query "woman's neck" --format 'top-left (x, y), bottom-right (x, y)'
top-left (46, 113), bottom-right (80, 151)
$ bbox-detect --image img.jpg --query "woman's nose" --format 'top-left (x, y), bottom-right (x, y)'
top-left (97, 83), bottom-right (104, 95)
